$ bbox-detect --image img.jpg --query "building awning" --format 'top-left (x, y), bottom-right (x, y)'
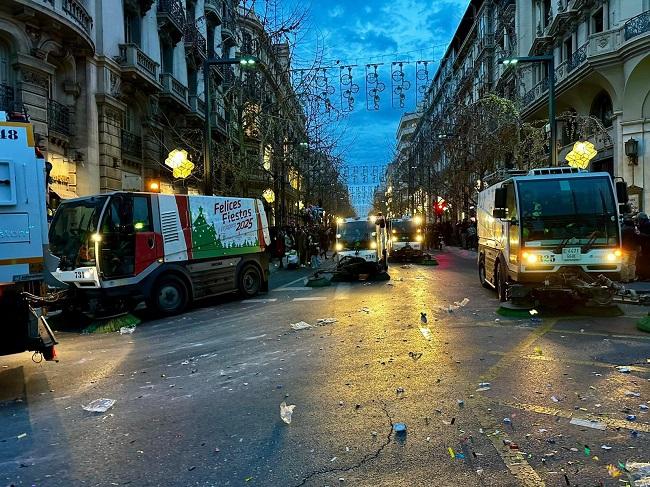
top-left (50, 186), bottom-right (77, 200)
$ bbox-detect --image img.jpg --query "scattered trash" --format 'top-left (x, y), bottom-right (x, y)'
top-left (119, 326), bottom-right (136, 335)
top-left (448, 447), bottom-right (456, 459)
top-left (181, 360), bottom-right (190, 365)
top-left (290, 321), bottom-right (312, 330)
top-left (393, 423), bottom-right (407, 436)
top-left (625, 462), bottom-right (650, 486)
top-left (551, 395), bottom-right (560, 402)
top-left (359, 307), bottom-right (370, 314)
top-left (457, 297), bottom-right (470, 307)
top-left (585, 445), bottom-right (591, 456)
top-left (280, 401), bottom-right (296, 424)
top-left (82, 398), bottom-right (116, 413)
top-left (396, 387), bottom-right (405, 395)
top-left (640, 404), bottom-right (648, 411)
top-left (627, 414), bottom-right (637, 422)
top-left (569, 418), bottom-right (606, 431)
top-left (244, 477), bottom-right (253, 482)
top-left (16, 433), bottom-right (27, 439)
top-left (316, 318), bottom-right (337, 325)
top-left (400, 264), bottom-right (413, 269)
top-left (419, 326), bottom-right (433, 340)
top-left (607, 464), bottom-right (622, 478)
top-left (476, 468), bottom-right (484, 475)
top-left (371, 431), bottom-right (377, 437)
top-left (625, 391), bottom-right (641, 397)
top-left (601, 445), bottom-right (612, 450)
top-left (476, 382), bottom-right (491, 392)
top-left (494, 318), bottom-right (500, 323)
top-left (457, 399), bottom-right (464, 408)
top-left (529, 309), bottom-right (538, 315)
top-left (534, 346), bottom-right (543, 356)
top-left (420, 312), bottom-right (427, 324)
top-left (503, 418), bottom-right (512, 425)
top-left (617, 366), bottom-right (631, 373)
top-left (408, 351), bottom-right (423, 361)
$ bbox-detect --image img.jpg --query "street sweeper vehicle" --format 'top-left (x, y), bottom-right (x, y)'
top-left (49, 193), bottom-right (271, 316)
top-left (477, 166), bottom-right (637, 306)
top-left (333, 215), bottom-right (390, 280)
top-left (0, 112), bottom-right (57, 360)
top-left (389, 215), bottom-right (425, 262)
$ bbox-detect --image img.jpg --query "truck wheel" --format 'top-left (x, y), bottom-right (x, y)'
top-left (478, 258), bottom-right (491, 289)
top-left (150, 276), bottom-right (189, 316)
top-left (239, 265), bottom-right (262, 298)
top-left (495, 263), bottom-right (508, 302)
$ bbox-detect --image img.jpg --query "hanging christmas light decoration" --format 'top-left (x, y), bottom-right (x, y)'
top-left (262, 188), bottom-right (275, 203)
top-left (415, 60), bottom-right (432, 110)
top-left (165, 149), bottom-right (195, 179)
top-left (339, 65), bottom-right (359, 113)
top-left (365, 64), bottom-right (385, 111)
top-left (391, 62), bottom-right (411, 109)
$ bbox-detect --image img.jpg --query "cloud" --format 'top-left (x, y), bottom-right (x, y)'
top-left (328, 5), bottom-right (344, 17)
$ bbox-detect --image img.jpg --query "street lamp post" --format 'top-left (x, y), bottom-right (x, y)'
top-left (202, 55), bottom-right (257, 195)
top-left (500, 55), bottom-right (557, 167)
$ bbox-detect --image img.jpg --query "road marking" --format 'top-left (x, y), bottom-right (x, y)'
top-left (272, 287), bottom-right (312, 292)
top-left (488, 350), bottom-right (650, 372)
top-left (500, 401), bottom-right (650, 433)
top-left (274, 276), bottom-right (308, 289)
top-left (547, 328), bottom-right (650, 341)
top-left (419, 326), bottom-right (433, 341)
top-left (292, 297), bottom-right (327, 301)
top-left (244, 298), bottom-right (278, 303)
top-left (334, 283), bottom-right (351, 301)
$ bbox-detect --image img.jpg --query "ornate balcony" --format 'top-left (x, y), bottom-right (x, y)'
top-left (157, 0), bottom-right (185, 44)
top-left (221, 7), bottom-right (237, 47)
top-left (624, 10), bottom-right (650, 41)
top-left (0, 83), bottom-right (15, 113)
top-left (159, 73), bottom-right (189, 108)
top-left (187, 95), bottom-right (206, 122)
top-left (48, 99), bottom-right (72, 136)
top-left (116, 44), bottom-right (161, 92)
top-left (204, 0), bottom-right (223, 23)
top-left (121, 129), bottom-right (143, 159)
top-left (184, 23), bottom-right (207, 67)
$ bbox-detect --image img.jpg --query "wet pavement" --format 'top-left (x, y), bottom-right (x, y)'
top-left (1, 251), bottom-right (649, 486)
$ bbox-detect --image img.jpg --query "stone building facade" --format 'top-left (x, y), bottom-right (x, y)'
top-left (0, 0), bottom-right (303, 209)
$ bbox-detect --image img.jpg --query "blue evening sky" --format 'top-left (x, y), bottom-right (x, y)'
top-left (283, 0), bottom-right (469, 212)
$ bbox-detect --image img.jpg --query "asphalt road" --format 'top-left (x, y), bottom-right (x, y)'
top-left (1, 250), bottom-right (649, 487)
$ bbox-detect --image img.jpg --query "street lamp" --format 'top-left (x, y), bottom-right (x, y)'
top-left (499, 55), bottom-right (557, 166)
top-left (203, 55), bottom-right (260, 195)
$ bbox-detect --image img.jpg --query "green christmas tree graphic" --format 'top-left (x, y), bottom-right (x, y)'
top-left (192, 206), bottom-right (222, 257)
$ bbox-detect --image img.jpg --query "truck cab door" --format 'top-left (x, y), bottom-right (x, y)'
top-left (99, 195), bottom-right (157, 278)
top-left (505, 183), bottom-right (520, 268)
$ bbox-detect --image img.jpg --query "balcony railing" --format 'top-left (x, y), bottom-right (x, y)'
top-left (188, 95), bottom-right (206, 119)
top-left (567, 42), bottom-right (588, 72)
top-left (157, 0), bottom-right (185, 42)
top-left (624, 10), bottom-right (650, 41)
top-left (204, 0), bottom-right (223, 20)
top-left (62, 0), bottom-right (93, 35)
top-left (184, 23), bottom-right (207, 60)
top-left (117, 44), bottom-right (159, 87)
top-left (48, 99), bottom-right (72, 136)
top-left (121, 129), bottom-right (143, 158)
top-left (521, 78), bottom-right (548, 107)
top-left (160, 73), bottom-right (189, 106)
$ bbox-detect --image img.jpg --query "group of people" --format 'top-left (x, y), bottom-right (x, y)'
top-left (269, 224), bottom-right (334, 269)
top-left (425, 220), bottom-right (477, 250)
top-left (622, 211), bottom-right (650, 281)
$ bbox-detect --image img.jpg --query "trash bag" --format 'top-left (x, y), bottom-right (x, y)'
top-left (280, 401), bottom-right (296, 424)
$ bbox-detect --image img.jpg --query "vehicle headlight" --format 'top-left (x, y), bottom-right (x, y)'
top-left (415, 235), bottom-right (423, 242)
top-left (370, 241), bottom-right (377, 249)
top-left (607, 252), bottom-right (617, 262)
top-left (522, 251), bottom-right (537, 264)
top-left (615, 249), bottom-right (622, 257)
top-left (335, 243), bottom-right (343, 251)
top-left (392, 236), bottom-right (397, 242)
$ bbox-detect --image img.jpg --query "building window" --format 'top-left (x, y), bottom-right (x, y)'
top-left (542, 0), bottom-right (551, 26)
top-left (124, 12), bottom-right (142, 45)
top-left (563, 37), bottom-right (573, 61)
top-left (592, 8), bottom-right (604, 33)
top-left (161, 41), bottom-right (174, 74)
top-left (590, 90), bottom-right (613, 128)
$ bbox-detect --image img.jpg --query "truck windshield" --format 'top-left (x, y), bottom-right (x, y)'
top-left (337, 221), bottom-right (375, 250)
top-left (391, 220), bottom-right (418, 242)
top-left (49, 196), bottom-right (107, 268)
top-left (517, 177), bottom-right (619, 247)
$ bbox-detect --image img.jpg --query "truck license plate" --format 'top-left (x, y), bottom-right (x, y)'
top-left (562, 247), bottom-right (581, 261)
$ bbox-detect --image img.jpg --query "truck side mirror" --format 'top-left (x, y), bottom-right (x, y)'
top-left (493, 187), bottom-right (507, 219)
top-left (616, 181), bottom-right (629, 204)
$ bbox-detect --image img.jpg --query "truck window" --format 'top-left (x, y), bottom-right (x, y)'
top-left (99, 195), bottom-right (141, 278)
top-left (505, 183), bottom-right (516, 219)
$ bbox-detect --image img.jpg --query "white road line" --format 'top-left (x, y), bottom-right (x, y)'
top-left (274, 276), bottom-right (308, 289)
top-left (292, 297), bottom-right (327, 301)
top-left (419, 326), bottom-right (433, 341)
top-left (271, 286), bottom-right (313, 292)
top-left (244, 298), bottom-right (278, 303)
top-left (334, 283), bottom-right (351, 301)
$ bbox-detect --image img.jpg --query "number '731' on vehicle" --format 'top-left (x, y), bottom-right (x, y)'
top-left (48, 193), bottom-right (271, 316)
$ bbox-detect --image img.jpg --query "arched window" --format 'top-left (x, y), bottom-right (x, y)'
top-left (0, 38), bottom-right (14, 111)
top-left (590, 90), bottom-right (613, 128)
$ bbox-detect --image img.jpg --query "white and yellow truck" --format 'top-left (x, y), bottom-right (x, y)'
top-left (477, 167), bottom-right (629, 305)
top-left (0, 112), bottom-right (57, 360)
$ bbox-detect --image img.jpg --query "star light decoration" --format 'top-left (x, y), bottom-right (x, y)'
top-left (262, 188), bottom-right (275, 203)
top-left (165, 149), bottom-right (195, 179)
top-left (565, 141), bottom-right (597, 169)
